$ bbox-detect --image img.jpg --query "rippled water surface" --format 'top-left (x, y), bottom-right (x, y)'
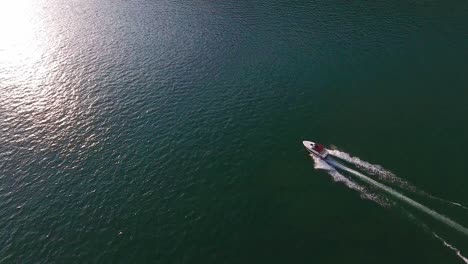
top-left (1, 0), bottom-right (468, 262)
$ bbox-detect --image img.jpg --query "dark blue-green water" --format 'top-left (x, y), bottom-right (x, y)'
top-left (1, 0), bottom-right (468, 262)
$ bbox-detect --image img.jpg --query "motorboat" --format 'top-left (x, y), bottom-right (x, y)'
top-left (302, 140), bottom-right (328, 159)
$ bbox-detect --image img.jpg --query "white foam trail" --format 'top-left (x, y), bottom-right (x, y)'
top-left (327, 158), bottom-right (468, 237)
top-left (328, 149), bottom-right (416, 190)
top-left (311, 154), bottom-right (334, 171)
top-left (433, 233), bottom-right (468, 263)
top-left (328, 149), bottom-right (468, 210)
top-left (311, 154), bottom-right (467, 261)
top-left (310, 155), bottom-right (391, 207)
top-left (402, 209), bottom-right (468, 263)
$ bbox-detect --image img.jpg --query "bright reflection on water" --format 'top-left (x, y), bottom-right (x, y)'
top-left (0, 0), bottom-right (48, 85)
top-left (0, 0), bottom-right (64, 126)
top-left (0, 0), bottom-right (92, 158)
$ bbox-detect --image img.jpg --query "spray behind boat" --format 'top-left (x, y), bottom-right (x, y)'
top-left (302, 140), bottom-right (468, 262)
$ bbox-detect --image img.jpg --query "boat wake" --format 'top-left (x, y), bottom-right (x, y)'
top-left (327, 149), bottom-right (413, 189)
top-left (403, 209), bottom-right (468, 264)
top-left (433, 233), bottom-right (468, 264)
top-left (308, 150), bottom-right (468, 263)
top-left (326, 157), bottom-right (468, 237)
top-left (328, 149), bottom-right (468, 210)
top-left (310, 154), bottom-right (391, 207)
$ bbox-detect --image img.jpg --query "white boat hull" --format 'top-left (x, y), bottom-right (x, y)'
top-left (303, 140), bottom-right (328, 159)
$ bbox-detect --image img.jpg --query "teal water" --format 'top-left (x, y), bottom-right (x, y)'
top-left (1, 0), bottom-right (468, 262)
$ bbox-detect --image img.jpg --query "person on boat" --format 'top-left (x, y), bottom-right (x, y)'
top-left (313, 144), bottom-right (325, 153)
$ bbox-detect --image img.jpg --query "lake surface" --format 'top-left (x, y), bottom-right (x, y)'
top-left (1, 0), bottom-right (467, 262)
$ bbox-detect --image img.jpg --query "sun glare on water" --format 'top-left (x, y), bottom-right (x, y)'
top-left (0, 0), bottom-right (39, 65)
top-left (0, 0), bottom-right (59, 112)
